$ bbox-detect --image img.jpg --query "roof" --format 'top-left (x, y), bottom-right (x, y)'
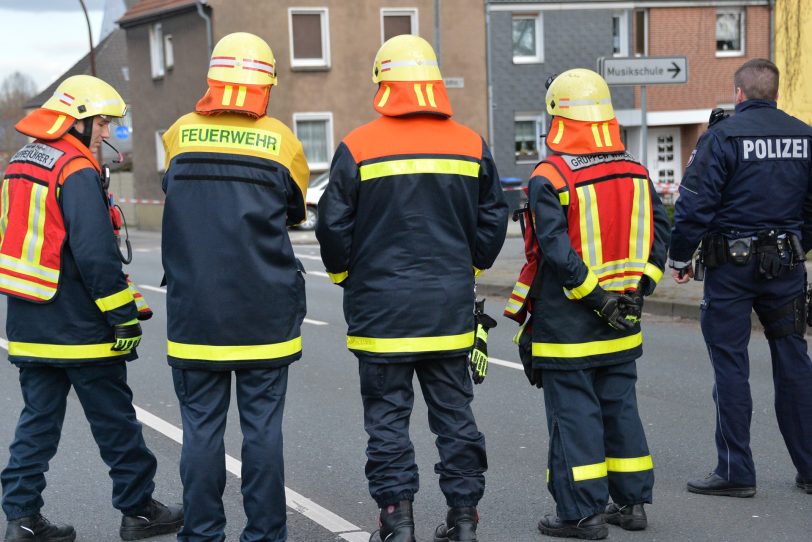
top-left (26, 30), bottom-right (131, 108)
top-left (118, 0), bottom-right (198, 27)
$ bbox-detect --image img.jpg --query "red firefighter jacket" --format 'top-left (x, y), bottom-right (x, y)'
top-left (515, 119), bottom-right (670, 370)
top-left (1, 135), bottom-right (138, 365)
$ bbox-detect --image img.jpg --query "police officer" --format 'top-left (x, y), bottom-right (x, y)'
top-left (522, 69), bottom-right (669, 539)
top-left (161, 33), bottom-right (309, 541)
top-left (669, 58), bottom-right (812, 497)
top-left (316, 35), bottom-right (508, 542)
top-left (0, 75), bottom-right (182, 541)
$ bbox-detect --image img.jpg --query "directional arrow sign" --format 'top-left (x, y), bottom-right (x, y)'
top-left (600, 56), bottom-right (688, 86)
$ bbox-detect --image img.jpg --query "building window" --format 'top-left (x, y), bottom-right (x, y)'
top-left (293, 113), bottom-right (333, 171)
top-left (155, 130), bottom-right (166, 172)
top-left (612, 12), bottom-right (629, 57)
top-left (149, 23), bottom-right (165, 79)
top-left (381, 8), bottom-right (418, 43)
top-left (288, 8), bottom-right (331, 69)
top-left (716, 8), bottom-right (745, 56)
top-left (512, 14), bottom-right (543, 64)
top-left (515, 116), bottom-right (543, 162)
top-left (634, 9), bottom-right (648, 56)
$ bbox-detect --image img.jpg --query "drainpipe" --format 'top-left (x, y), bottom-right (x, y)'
top-left (196, 0), bottom-right (213, 56)
top-left (768, 0), bottom-right (775, 62)
top-left (434, 0), bottom-right (441, 66)
top-left (485, 1), bottom-right (494, 147)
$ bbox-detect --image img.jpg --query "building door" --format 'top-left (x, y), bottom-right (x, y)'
top-left (646, 127), bottom-right (681, 204)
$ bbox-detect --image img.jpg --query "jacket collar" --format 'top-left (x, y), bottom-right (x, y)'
top-left (62, 133), bottom-right (100, 171)
top-left (735, 99), bottom-right (777, 114)
top-left (545, 116), bottom-right (625, 156)
top-left (196, 79), bottom-right (271, 118)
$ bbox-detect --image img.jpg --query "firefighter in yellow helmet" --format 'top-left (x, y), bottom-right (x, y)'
top-left (0, 75), bottom-right (182, 541)
top-left (506, 69), bottom-right (669, 539)
top-left (161, 32), bottom-right (309, 541)
top-left (317, 35), bottom-right (508, 542)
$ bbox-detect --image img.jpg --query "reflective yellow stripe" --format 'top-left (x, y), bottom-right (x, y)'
top-left (21, 186), bottom-right (45, 264)
top-left (643, 262), bottom-right (663, 284)
top-left (559, 190), bottom-right (570, 206)
top-left (31, 186), bottom-right (48, 264)
top-left (473, 266), bottom-right (484, 278)
top-left (504, 300), bottom-right (522, 314)
top-left (347, 331), bottom-right (474, 354)
top-left (235, 85), bottom-right (247, 107)
top-left (414, 83), bottom-right (426, 106)
top-left (95, 288), bottom-right (135, 312)
top-left (576, 186), bottom-right (603, 267)
top-left (328, 270), bottom-right (348, 284)
top-left (426, 83), bottom-right (437, 107)
top-left (377, 85), bottom-right (391, 107)
top-left (222, 84), bottom-right (233, 105)
top-left (552, 120), bottom-right (564, 145)
top-left (601, 122), bottom-right (612, 146)
top-left (592, 259), bottom-right (646, 280)
top-left (0, 274), bottom-right (55, 300)
top-left (532, 332), bottom-right (642, 358)
top-left (46, 114), bottom-right (67, 135)
top-left (600, 277), bottom-right (641, 292)
top-left (572, 461), bottom-right (607, 481)
top-left (606, 455), bottom-right (654, 473)
top-left (588, 186), bottom-right (603, 264)
top-left (0, 254), bottom-right (59, 282)
top-left (360, 159), bottom-right (480, 181)
top-left (513, 282), bottom-right (530, 296)
top-left (9, 341), bottom-right (127, 359)
top-left (591, 123), bottom-right (603, 147)
top-left (546, 469), bottom-right (550, 482)
top-left (167, 336), bottom-right (302, 361)
top-left (0, 178), bottom-right (9, 238)
top-left (564, 271), bottom-right (598, 300)
top-left (641, 179), bottom-right (652, 260)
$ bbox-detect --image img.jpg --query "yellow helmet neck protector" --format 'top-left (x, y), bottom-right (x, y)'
top-left (546, 68), bottom-right (614, 122)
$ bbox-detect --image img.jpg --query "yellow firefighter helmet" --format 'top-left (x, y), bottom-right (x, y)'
top-left (546, 68), bottom-right (615, 122)
top-left (372, 34), bottom-right (442, 83)
top-left (208, 32), bottom-right (277, 86)
top-left (41, 75), bottom-right (126, 119)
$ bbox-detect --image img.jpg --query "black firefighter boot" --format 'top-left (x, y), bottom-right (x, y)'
top-left (5, 514), bottom-right (76, 542)
top-left (434, 507), bottom-right (479, 542)
top-left (369, 500), bottom-right (415, 542)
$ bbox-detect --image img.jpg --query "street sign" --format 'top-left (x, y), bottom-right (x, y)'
top-left (599, 56), bottom-right (688, 86)
top-left (114, 125), bottom-right (131, 140)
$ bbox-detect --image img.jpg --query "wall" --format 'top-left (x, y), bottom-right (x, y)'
top-left (775, 0), bottom-right (812, 124)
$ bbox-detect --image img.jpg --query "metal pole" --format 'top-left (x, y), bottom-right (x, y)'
top-left (485, 1), bottom-right (494, 147)
top-left (434, 0), bottom-right (441, 66)
top-left (640, 84), bottom-right (648, 166)
top-left (78, 0), bottom-right (96, 76)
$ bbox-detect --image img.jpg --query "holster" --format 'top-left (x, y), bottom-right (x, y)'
top-left (756, 292), bottom-right (807, 339)
top-left (700, 233), bottom-right (729, 268)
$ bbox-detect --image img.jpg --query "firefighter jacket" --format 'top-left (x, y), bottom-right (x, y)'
top-left (0, 134), bottom-right (138, 366)
top-left (162, 112), bottom-right (309, 371)
top-left (670, 100), bottom-right (812, 262)
top-left (527, 119), bottom-right (670, 370)
top-left (316, 84), bottom-right (508, 361)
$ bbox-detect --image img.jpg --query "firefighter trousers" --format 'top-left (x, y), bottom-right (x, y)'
top-left (701, 261), bottom-right (812, 486)
top-left (358, 355), bottom-right (487, 508)
top-left (541, 361), bottom-right (653, 521)
top-left (172, 366), bottom-right (289, 542)
top-left (1, 362), bottom-right (157, 520)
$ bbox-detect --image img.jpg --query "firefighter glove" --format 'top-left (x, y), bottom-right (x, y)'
top-left (594, 289), bottom-right (637, 331)
top-left (112, 319), bottom-right (142, 351)
top-left (470, 306), bottom-right (497, 385)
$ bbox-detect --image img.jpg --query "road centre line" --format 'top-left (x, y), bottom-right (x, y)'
top-left (490, 357), bottom-right (524, 370)
top-left (137, 285), bottom-right (328, 326)
top-left (0, 338), bottom-right (370, 541)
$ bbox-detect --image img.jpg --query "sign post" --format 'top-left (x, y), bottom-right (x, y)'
top-left (598, 56), bottom-right (688, 165)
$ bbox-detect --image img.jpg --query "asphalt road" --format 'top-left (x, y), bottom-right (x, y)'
top-left (0, 230), bottom-right (809, 542)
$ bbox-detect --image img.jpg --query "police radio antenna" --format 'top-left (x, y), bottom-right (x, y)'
top-left (103, 139), bottom-right (124, 164)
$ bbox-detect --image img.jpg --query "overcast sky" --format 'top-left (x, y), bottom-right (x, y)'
top-left (0, 0), bottom-right (109, 92)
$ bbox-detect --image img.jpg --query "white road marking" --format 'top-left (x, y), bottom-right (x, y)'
top-left (308, 271), bottom-right (330, 278)
top-left (137, 285), bottom-right (328, 326)
top-left (294, 254), bottom-right (322, 261)
top-left (0, 338), bottom-right (369, 539)
top-left (490, 357), bottom-right (523, 370)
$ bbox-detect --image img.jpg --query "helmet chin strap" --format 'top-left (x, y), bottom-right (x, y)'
top-left (68, 117), bottom-right (93, 149)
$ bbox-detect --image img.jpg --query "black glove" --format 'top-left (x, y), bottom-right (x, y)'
top-left (112, 319), bottom-right (142, 351)
top-left (470, 310), bottom-right (497, 385)
top-left (623, 276), bottom-right (652, 326)
top-left (593, 289), bottom-right (637, 331)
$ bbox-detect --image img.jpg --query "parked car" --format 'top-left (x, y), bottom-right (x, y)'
top-left (296, 172), bottom-right (329, 230)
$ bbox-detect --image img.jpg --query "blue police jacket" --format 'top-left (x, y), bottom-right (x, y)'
top-left (670, 100), bottom-right (812, 262)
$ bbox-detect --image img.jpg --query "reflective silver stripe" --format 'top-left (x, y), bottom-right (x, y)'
top-left (381, 59), bottom-right (439, 70)
top-left (579, 186), bottom-right (597, 266)
top-left (0, 275), bottom-right (54, 299)
top-left (242, 60), bottom-right (274, 74)
top-left (513, 283), bottom-right (529, 296)
top-left (601, 277), bottom-right (640, 291)
top-left (0, 254), bottom-right (59, 281)
top-left (210, 58), bottom-right (237, 68)
top-left (27, 185), bottom-right (46, 262)
top-left (592, 259), bottom-right (646, 277)
top-left (559, 98), bottom-right (612, 106)
top-left (635, 178), bottom-right (647, 260)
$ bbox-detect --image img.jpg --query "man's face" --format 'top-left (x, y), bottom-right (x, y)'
top-left (88, 116), bottom-right (111, 154)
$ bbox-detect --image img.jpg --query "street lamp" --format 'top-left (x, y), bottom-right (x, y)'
top-left (78, 0), bottom-right (96, 76)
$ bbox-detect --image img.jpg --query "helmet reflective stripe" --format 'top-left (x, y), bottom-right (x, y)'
top-left (56, 93), bottom-right (74, 106)
top-left (207, 33), bottom-right (277, 86)
top-left (210, 56), bottom-right (238, 68)
top-left (558, 98), bottom-right (612, 108)
top-left (380, 59), bottom-right (439, 72)
top-left (546, 68), bottom-right (615, 122)
top-left (242, 59), bottom-right (274, 76)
